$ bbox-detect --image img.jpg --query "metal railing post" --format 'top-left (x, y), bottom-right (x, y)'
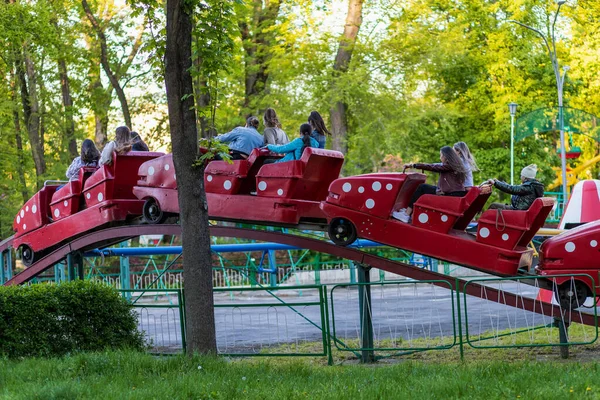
top-left (357, 264), bottom-right (375, 363)
top-left (0, 251), bottom-right (5, 285)
top-left (455, 278), bottom-right (465, 361)
top-left (120, 244), bottom-right (131, 300)
top-left (349, 261), bottom-right (356, 284)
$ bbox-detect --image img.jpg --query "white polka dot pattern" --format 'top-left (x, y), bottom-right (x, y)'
top-left (342, 183), bottom-right (352, 192)
top-left (479, 227), bottom-right (490, 238)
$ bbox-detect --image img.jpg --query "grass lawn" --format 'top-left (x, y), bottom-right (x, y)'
top-left (2, 350), bottom-right (600, 399)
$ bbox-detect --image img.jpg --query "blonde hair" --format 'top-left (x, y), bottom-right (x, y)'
top-left (453, 141), bottom-right (478, 171)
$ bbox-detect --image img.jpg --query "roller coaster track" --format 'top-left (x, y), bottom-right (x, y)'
top-left (1, 224), bottom-right (596, 326)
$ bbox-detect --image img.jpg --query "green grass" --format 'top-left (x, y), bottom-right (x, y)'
top-left (2, 350), bottom-right (600, 399)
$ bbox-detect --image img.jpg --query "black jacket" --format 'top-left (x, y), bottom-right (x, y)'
top-left (493, 179), bottom-right (545, 210)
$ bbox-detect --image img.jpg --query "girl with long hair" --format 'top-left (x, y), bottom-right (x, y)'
top-left (393, 146), bottom-right (467, 223)
top-left (453, 141), bottom-right (478, 188)
top-left (265, 123), bottom-right (318, 163)
top-left (65, 139), bottom-right (101, 180)
top-left (308, 110), bottom-right (330, 149)
top-left (99, 126), bottom-right (133, 165)
top-left (263, 108), bottom-right (289, 145)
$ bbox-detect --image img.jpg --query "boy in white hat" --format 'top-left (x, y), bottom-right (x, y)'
top-left (486, 164), bottom-right (545, 210)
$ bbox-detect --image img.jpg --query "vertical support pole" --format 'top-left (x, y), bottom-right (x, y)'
top-left (349, 261), bottom-right (356, 284)
top-left (556, 315), bottom-right (570, 359)
top-left (75, 252), bottom-right (84, 280)
top-left (267, 250), bottom-right (277, 287)
top-left (67, 253), bottom-right (76, 281)
top-left (510, 113), bottom-right (515, 185)
top-left (120, 247), bottom-right (131, 300)
top-left (0, 251), bottom-right (5, 285)
top-left (314, 253), bottom-right (321, 285)
top-left (54, 264), bottom-right (61, 284)
top-left (455, 278), bottom-right (465, 361)
top-left (357, 264), bottom-right (375, 363)
top-left (6, 249), bottom-right (12, 281)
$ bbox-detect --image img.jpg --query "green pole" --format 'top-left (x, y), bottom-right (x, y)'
top-left (6, 249), bottom-right (12, 281)
top-left (314, 253), bottom-right (321, 285)
top-left (509, 102), bottom-right (517, 185)
top-left (349, 261), bottom-right (356, 284)
top-left (455, 278), bottom-right (464, 361)
top-left (357, 264), bottom-right (375, 363)
top-left (120, 243), bottom-right (131, 300)
top-left (0, 251), bottom-right (5, 285)
top-left (67, 253), bottom-right (76, 281)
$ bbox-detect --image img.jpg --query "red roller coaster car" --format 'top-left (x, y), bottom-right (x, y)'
top-left (536, 220), bottom-right (600, 305)
top-left (12, 151), bottom-right (163, 265)
top-left (133, 147), bottom-right (345, 227)
top-left (320, 172), bottom-right (555, 277)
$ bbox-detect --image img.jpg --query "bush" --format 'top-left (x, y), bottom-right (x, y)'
top-left (0, 281), bottom-right (145, 358)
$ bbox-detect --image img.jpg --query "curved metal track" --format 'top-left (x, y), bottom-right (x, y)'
top-left (2, 224), bottom-right (596, 326)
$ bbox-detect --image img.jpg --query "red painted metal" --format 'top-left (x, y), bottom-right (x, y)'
top-left (3, 224), bottom-right (595, 328)
top-left (320, 173), bottom-right (554, 276)
top-left (537, 220), bottom-right (600, 294)
top-left (133, 147), bottom-right (345, 226)
top-left (10, 152), bottom-right (164, 259)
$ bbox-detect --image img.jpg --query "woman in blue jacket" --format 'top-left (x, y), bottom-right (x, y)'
top-left (266, 123), bottom-right (319, 163)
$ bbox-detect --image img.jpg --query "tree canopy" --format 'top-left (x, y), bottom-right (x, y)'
top-left (1, 0), bottom-right (600, 239)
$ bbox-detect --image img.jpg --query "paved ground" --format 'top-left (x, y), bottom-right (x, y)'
top-left (135, 280), bottom-right (591, 354)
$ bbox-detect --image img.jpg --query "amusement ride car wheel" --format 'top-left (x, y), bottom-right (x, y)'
top-left (143, 198), bottom-right (166, 224)
top-left (21, 245), bottom-right (36, 267)
top-left (554, 280), bottom-right (589, 310)
top-left (328, 218), bottom-right (357, 246)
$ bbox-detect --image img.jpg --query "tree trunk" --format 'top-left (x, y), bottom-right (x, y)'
top-left (82, 0), bottom-right (132, 128)
top-left (17, 52), bottom-right (46, 187)
top-left (59, 58), bottom-right (78, 158)
top-left (11, 77), bottom-right (29, 203)
top-left (165, 0), bottom-right (216, 354)
top-left (239, 0), bottom-right (281, 108)
top-left (329, 0), bottom-right (364, 154)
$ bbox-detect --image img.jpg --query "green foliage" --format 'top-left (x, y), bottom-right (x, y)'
top-left (0, 281), bottom-right (144, 358)
top-left (2, 351), bottom-right (600, 398)
top-left (195, 138), bottom-right (232, 166)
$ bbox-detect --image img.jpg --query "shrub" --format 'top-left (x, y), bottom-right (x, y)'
top-left (0, 281), bottom-right (145, 358)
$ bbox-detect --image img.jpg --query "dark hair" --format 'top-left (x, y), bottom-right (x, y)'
top-left (440, 145), bottom-right (467, 183)
top-left (308, 111), bottom-right (330, 136)
top-left (246, 116), bottom-right (260, 129)
top-left (81, 139), bottom-right (100, 164)
top-left (131, 132), bottom-right (149, 151)
top-left (114, 126), bottom-right (132, 154)
top-left (263, 108), bottom-right (281, 128)
top-left (300, 123), bottom-right (312, 155)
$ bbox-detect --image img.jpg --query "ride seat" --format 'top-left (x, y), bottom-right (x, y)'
top-left (83, 151), bottom-right (164, 207)
top-left (13, 185), bottom-right (59, 237)
top-left (476, 197), bottom-right (555, 250)
top-left (204, 158), bottom-right (251, 195)
top-left (49, 167), bottom-right (99, 221)
top-left (412, 187), bottom-right (491, 233)
top-left (255, 148), bottom-right (344, 200)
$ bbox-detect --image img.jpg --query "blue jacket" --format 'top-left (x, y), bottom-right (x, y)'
top-left (267, 137), bottom-right (319, 163)
top-left (215, 127), bottom-right (263, 155)
top-left (310, 130), bottom-right (326, 149)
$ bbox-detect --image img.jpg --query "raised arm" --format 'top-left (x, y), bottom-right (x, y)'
top-left (411, 162), bottom-right (453, 173)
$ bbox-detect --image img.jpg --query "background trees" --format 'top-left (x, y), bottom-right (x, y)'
top-left (1, 0), bottom-right (600, 240)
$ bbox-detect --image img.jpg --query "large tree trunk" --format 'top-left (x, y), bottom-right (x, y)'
top-left (58, 58), bottom-right (78, 158)
top-left (239, 0), bottom-right (281, 109)
top-left (165, 0), bottom-right (216, 354)
top-left (17, 52), bottom-right (46, 187)
top-left (82, 0), bottom-right (132, 128)
top-left (329, 0), bottom-right (364, 153)
top-left (11, 76), bottom-right (29, 203)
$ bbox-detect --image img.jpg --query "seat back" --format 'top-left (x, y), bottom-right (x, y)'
top-left (50, 180), bottom-right (82, 221)
top-left (138, 154), bottom-right (177, 190)
top-left (453, 187), bottom-right (492, 230)
top-left (83, 151), bottom-right (163, 207)
top-left (205, 158), bottom-right (251, 195)
top-left (256, 148), bottom-right (344, 199)
top-left (476, 197), bottom-right (555, 250)
top-left (412, 187), bottom-right (486, 233)
top-left (13, 185), bottom-right (58, 237)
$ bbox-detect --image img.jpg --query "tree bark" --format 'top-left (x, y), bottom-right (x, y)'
top-left (82, 0), bottom-right (132, 128)
top-left (329, 0), bottom-right (364, 153)
top-left (239, 0), bottom-right (281, 108)
top-left (58, 58), bottom-right (78, 159)
top-left (11, 75), bottom-right (29, 203)
top-left (165, 0), bottom-right (216, 354)
top-left (16, 52), bottom-right (46, 187)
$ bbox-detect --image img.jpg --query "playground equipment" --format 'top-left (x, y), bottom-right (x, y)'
top-left (133, 148), bottom-right (344, 227)
top-left (559, 180), bottom-right (600, 229)
top-left (4, 147), bottom-right (600, 308)
top-left (12, 152), bottom-right (164, 266)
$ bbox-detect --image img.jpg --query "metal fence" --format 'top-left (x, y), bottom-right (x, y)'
top-left (132, 273), bottom-right (599, 363)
